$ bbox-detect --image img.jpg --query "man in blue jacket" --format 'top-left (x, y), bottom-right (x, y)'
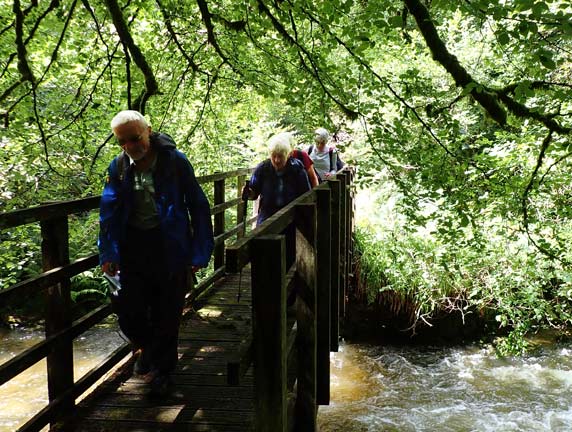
top-left (99, 110), bottom-right (214, 397)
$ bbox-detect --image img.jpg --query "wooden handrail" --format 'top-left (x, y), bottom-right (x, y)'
top-left (225, 183), bottom-right (325, 273)
top-left (224, 167), bottom-right (355, 431)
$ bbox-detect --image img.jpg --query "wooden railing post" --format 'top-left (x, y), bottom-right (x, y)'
top-left (315, 187), bottom-right (331, 405)
top-left (40, 216), bottom-right (74, 418)
top-left (328, 179), bottom-right (341, 352)
top-left (338, 173), bottom-right (348, 318)
top-left (294, 203), bottom-right (317, 431)
top-left (236, 174), bottom-right (247, 239)
top-left (214, 177), bottom-right (225, 270)
top-left (346, 170), bottom-right (355, 289)
top-left (251, 235), bottom-right (287, 432)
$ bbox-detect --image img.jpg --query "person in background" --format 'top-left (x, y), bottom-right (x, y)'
top-left (290, 147), bottom-right (319, 188)
top-left (242, 132), bottom-right (310, 267)
top-left (98, 110), bottom-right (214, 397)
top-left (307, 127), bottom-right (338, 182)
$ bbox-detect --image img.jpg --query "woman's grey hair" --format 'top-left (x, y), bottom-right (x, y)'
top-left (314, 127), bottom-right (330, 143)
top-left (268, 132), bottom-right (293, 158)
top-left (110, 110), bottom-right (150, 130)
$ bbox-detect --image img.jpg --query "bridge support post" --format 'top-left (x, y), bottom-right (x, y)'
top-left (338, 172), bottom-right (348, 319)
top-left (346, 170), bottom-right (355, 294)
top-left (295, 203), bottom-right (317, 431)
top-left (329, 179), bottom-right (341, 352)
top-left (251, 235), bottom-right (287, 432)
top-left (40, 216), bottom-right (74, 419)
top-left (315, 188), bottom-right (331, 405)
top-left (214, 177), bottom-right (225, 271)
top-left (236, 174), bottom-right (247, 238)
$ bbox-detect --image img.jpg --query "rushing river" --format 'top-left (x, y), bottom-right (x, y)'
top-left (318, 341), bottom-right (572, 431)
top-left (0, 322), bottom-right (125, 432)
top-left (3, 328), bottom-right (572, 432)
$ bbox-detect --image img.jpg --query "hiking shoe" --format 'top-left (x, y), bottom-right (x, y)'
top-left (148, 373), bottom-right (172, 398)
top-left (134, 349), bottom-right (152, 375)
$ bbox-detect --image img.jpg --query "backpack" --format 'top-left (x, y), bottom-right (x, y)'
top-left (290, 149), bottom-right (307, 166)
top-left (308, 145), bottom-right (345, 171)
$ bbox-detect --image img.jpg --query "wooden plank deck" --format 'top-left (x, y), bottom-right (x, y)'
top-left (61, 270), bottom-right (254, 432)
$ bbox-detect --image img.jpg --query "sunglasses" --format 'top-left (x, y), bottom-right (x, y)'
top-left (116, 134), bottom-right (143, 146)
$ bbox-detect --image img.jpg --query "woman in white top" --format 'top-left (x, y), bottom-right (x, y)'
top-left (307, 127), bottom-right (338, 182)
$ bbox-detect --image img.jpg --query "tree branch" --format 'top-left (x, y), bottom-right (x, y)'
top-left (195, 0), bottom-right (228, 63)
top-left (257, 0), bottom-right (358, 119)
top-left (403, 0), bottom-right (507, 125)
top-left (521, 130), bottom-right (563, 262)
top-left (36, 0), bottom-right (78, 85)
top-left (13, 0), bottom-right (35, 84)
top-left (496, 91), bottom-right (571, 134)
top-left (155, 0), bottom-right (199, 72)
top-left (103, 0), bottom-right (159, 113)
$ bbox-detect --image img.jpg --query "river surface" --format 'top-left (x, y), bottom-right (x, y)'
top-left (0, 322), bottom-right (125, 432)
top-left (2, 328), bottom-right (572, 431)
top-left (318, 341), bottom-right (572, 431)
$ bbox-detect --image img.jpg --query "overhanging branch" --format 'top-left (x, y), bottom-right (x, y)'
top-left (13, 0), bottom-right (35, 84)
top-left (404, 0), bottom-right (572, 134)
top-left (103, 0), bottom-right (159, 112)
top-left (257, 0), bottom-right (358, 119)
top-left (404, 0), bottom-right (507, 125)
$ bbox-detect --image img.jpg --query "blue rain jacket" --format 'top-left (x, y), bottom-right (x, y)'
top-left (250, 157), bottom-right (311, 225)
top-left (98, 132), bottom-right (214, 271)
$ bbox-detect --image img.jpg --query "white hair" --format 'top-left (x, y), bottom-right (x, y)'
top-left (268, 132), bottom-right (293, 158)
top-left (314, 127), bottom-right (330, 143)
top-left (110, 110), bottom-right (150, 130)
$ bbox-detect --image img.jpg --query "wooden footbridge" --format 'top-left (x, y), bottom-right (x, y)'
top-left (0, 167), bottom-right (354, 431)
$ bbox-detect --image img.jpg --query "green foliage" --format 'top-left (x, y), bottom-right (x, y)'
top-left (1, 0), bottom-right (572, 354)
top-left (0, 225), bottom-right (42, 288)
top-left (70, 271), bottom-right (108, 304)
top-left (354, 184), bottom-right (572, 355)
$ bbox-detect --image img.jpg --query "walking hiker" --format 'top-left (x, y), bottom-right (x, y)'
top-left (242, 132), bottom-right (310, 267)
top-left (98, 110), bottom-right (214, 397)
top-left (307, 127), bottom-right (341, 182)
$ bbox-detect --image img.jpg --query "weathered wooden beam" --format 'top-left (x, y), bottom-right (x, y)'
top-left (251, 235), bottom-right (287, 431)
top-left (316, 187), bottom-right (331, 405)
top-left (294, 203), bottom-right (317, 431)
top-left (329, 179), bottom-right (341, 352)
top-left (211, 196), bottom-right (240, 215)
top-left (0, 303), bottom-right (112, 386)
top-left (0, 254), bottom-right (98, 308)
top-left (214, 178), bottom-right (226, 270)
top-left (338, 172), bottom-right (348, 319)
top-left (18, 342), bottom-right (131, 432)
top-left (41, 216), bottom-right (74, 419)
top-left (0, 197), bottom-right (100, 230)
top-left (227, 267), bottom-right (296, 386)
top-left (196, 168), bottom-right (254, 184)
top-left (225, 187), bottom-right (322, 273)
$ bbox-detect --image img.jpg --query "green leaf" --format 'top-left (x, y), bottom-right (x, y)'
top-left (388, 15), bottom-right (403, 28)
top-left (515, 0), bottom-right (535, 12)
top-left (538, 52), bottom-right (556, 69)
top-left (497, 31), bottom-right (510, 45)
top-left (531, 1), bottom-right (549, 18)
